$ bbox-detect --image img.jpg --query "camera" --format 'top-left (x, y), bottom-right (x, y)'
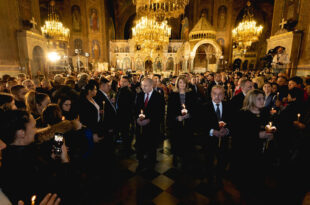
top-left (52, 133), bottom-right (64, 158)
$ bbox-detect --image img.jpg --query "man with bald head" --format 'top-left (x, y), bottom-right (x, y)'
top-left (135, 78), bottom-right (165, 172)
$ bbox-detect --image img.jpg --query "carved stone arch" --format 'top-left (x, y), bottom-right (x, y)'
top-left (190, 39), bottom-right (222, 58)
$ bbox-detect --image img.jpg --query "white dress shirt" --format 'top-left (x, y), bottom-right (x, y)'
top-left (210, 101), bottom-right (223, 136)
top-left (144, 89), bottom-right (154, 102)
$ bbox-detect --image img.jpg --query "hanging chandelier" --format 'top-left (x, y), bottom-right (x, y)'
top-left (232, 1), bottom-right (263, 51)
top-left (132, 16), bottom-right (171, 53)
top-left (133, 0), bottom-right (189, 21)
top-left (41, 0), bottom-right (70, 42)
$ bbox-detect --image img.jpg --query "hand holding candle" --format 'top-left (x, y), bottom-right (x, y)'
top-left (181, 104), bottom-right (188, 116)
top-left (139, 109), bottom-right (145, 120)
top-left (218, 121), bottom-right (226, 129)
top-left (265, 121), bottom-right (276, 133)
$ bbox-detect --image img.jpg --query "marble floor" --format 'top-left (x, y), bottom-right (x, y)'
top-left (80, 139), bottom-right (309, 205)
top-left (84, 140), bottom-right (243, 205)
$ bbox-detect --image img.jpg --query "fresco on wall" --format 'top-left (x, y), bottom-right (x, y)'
top-left (218, 6), bottom-right (227, 29)
top-left (181, 17), bottom-right (189, 41)
top-left (74, 39), bottom-right (83, 51)
top-left (167, 57), bottom-right (174, 71)
top-left (72, 5), bottom-right (81, 32)
top-left (92, 40), bottom-right (100, 60)
top-left (90, 8), bottom-right (99, 32)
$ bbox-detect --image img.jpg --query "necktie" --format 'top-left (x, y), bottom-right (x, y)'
top-left (144, 93), bottom-right (149, 108)
top-left (216, 103), bottom-right (221, 121)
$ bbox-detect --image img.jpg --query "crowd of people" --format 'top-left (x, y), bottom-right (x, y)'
top-left (0, 68), bottom-right (310, 204)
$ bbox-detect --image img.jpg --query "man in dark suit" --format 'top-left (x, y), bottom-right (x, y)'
top-left (203, 85), bottom-right (231, 185)
top-left (135, 78), bottom-right (165, 171)
top-left (115, 76), bottom-right (135, 155)
top-left (229, 78), bottom-right (253, 114)
top-left (152, 74), bottom-right (165, 97)
top-left (94, 77), bottom-right (117, 137)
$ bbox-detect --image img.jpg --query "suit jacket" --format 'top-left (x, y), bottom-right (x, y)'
top-left (189, 83), bottom-right (206, 103)
top-left (116, 86), bottom-right (134, 123)
top-left (135, 90), bottom-right (165, 149)
top-left (229, 92), bottom-right (245, 114)
top-left (94, 90), bottom-right (117, 131)
top-left (203, 101), bottom-right (231, 137)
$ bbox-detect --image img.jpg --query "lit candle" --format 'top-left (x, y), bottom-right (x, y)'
top-left (139, 109), bottom-right (145, 120)
top-left (276, 92), bottom-right (280, 100)
top-left (181, 104), bottom-right (188, 116)
top-left (31, 195), bottom-right (36, 205)
top-left (297, 113), bottom-right (301, 121)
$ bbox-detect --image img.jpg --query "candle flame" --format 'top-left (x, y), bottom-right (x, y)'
top-left (182, 104), bottom-right (186, 109)
top-left (140, 109), bottom-right (143, 114)
top-left (31, 195), bottom-right (36, 202)
top-left (297, 113), bottom-right (301, 117)
top-left (269, 122), bottom-right (272, 127)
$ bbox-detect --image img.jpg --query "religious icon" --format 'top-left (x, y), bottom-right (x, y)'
top-left (218, 6), bottom-right (227, 29)
top-left (74, 39), bottom-right (82, 50)
top-left (92, 40), bottom-right (100, 60)
top-left (181, 17), bottom-right (189, 41)
top-left (72, 5), bottom-right (81, 32)
top-left (90, 8), bottom-right (99, 32)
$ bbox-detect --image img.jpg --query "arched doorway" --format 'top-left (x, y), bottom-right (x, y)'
top-left (166, 57), bottom-right (174, 72)
top-left (193, 44), bottom-right (217, 72)
top-left (190, 39), bottom-right (222, 72)
top-left (32, 46), bottom-right (45, 77)
top-left (145, 60), bottom-right (153, 74)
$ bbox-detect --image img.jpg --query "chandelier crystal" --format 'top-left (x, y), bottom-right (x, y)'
top-left (232, 1), bottom-right (263, 51)
top-left (132, 16), bottom-right (171, 52)
top-left (41, 0), bottom-right (70, 41)
top-left (133, 0), bottom-right (189, 21)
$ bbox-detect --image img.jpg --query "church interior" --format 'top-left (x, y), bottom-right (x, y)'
top-left (1, 0), bottom-right (310, 77)
top-left (1, 0), bottom-right (310, 205)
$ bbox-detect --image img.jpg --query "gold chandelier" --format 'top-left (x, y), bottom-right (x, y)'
top-left (41, 0), bottom-right (70, 41)
top-left (133, 0), bottom-right (189, 21)
top-left (232, 1), bottom-right (263, 51)
top-left (132, 16), bottom-right (171, 52)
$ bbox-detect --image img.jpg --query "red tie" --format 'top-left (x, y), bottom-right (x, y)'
top-left (144, 93), bottom-right (149, 108)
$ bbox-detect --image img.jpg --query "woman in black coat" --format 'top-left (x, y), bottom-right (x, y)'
top-left (79, 81), bottom-right (103, 139)
top-left (231, 89), bottom-right (275, 202)
top-left (167, 75), bottom-right (197, 168)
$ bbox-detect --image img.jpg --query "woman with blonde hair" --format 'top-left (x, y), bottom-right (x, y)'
top-left (25, 90), bottom-right (50, 120)
top-left (232, 89), bottom-right (275, 202)
top-left (167, 75), bottom-right (196, 168)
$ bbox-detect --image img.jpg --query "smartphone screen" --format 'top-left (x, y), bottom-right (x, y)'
top-left (54, 133), bottom-right (64, 142)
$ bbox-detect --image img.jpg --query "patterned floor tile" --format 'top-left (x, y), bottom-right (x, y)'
top-left (154, 162), bottom-right (173, 174)
top-left (136, 181), bottom-right (163, 202)
top-left (163, 168), bottom-right (182, 181)
top-left (139, 168), bottom-right (161, 181)
top-left (152, 192), bottom-right (179, 205)
top-left (152, 175), bottom-right (175, 190)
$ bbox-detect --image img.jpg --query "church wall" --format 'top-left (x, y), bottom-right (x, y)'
top-left (271, 0), bottom-right (310, 76)
top-left (296, 0), bottom-right (310, 75)
top-left (0, 0), bottom-right (22, 75)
